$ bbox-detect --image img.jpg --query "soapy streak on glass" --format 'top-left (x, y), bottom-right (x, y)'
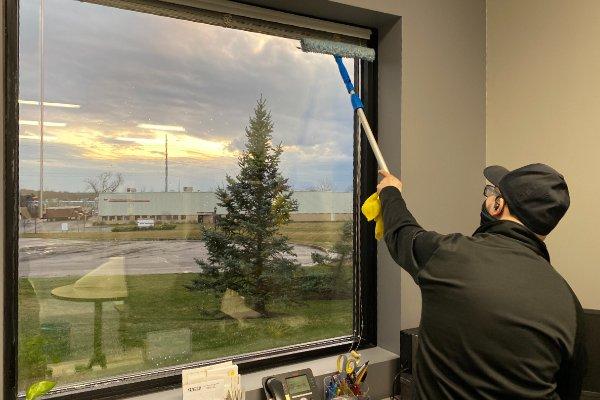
top-left (17, 0), bottom-right (355, 394)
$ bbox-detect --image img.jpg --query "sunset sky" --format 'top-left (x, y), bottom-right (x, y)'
top-left (18, 0), bottom-right (355, 193)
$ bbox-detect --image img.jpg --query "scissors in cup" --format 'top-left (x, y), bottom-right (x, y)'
top-left (336, 354), bottom-right (358, 380)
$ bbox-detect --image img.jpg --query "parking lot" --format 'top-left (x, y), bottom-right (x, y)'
top-left (18, 238), bottom-right (327, 278)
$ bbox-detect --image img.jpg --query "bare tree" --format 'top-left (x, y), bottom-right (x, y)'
top-left (306, 177), bottom-right (333, 192)
top-left (84, 172), bottom-right (124, 197)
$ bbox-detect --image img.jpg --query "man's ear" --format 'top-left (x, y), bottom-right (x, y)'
top-left (490, 196), bottom-right (505, 217)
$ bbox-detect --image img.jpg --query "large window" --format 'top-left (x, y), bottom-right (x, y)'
top-left (12, 0), bottom-right (375, 396)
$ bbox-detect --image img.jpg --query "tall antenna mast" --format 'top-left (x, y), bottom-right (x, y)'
top-left (165, 133), bottom-right (168, 192)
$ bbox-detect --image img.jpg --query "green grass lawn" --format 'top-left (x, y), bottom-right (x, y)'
top-left (21, 221), bottom-right (349, 250)
top-left (278, 221), bottom-right (348, 249)
top-left (18, 220), bottom-right (353, 390)
top-left (18, 271), bottom-right (353, 390)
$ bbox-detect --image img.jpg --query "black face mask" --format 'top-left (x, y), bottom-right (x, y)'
top-left (480, 200), bottom-right (496, 226)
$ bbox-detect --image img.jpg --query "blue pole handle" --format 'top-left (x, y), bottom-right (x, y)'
top-left (334, 55), bottom-right (364, 110)
top-left (335, 55), bottom-right (354, 93)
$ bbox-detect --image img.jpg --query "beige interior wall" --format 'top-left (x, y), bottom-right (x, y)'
top-left (336, 0), bottom-right (486, 335)
top-left (487, 0), bottom-right (600, 310)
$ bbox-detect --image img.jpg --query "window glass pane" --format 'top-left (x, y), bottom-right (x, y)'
top-left (18, 0), bottom-right (355, 391)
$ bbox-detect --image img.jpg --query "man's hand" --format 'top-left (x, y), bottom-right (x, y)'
top-left (377, 170), bottom-right (402, 194)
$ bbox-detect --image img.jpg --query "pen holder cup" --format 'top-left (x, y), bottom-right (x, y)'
top-left (323, 376), bottom-right (370, 400)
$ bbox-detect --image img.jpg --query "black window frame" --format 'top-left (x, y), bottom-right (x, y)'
top-left (2, 1), bottom-right (379, 398)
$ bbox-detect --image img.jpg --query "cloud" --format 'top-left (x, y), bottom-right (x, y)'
top-left (18, 0), bottom-right (355, 192)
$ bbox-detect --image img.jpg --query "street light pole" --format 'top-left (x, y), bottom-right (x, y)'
top-left (38, 0), bottom-right (45, 219)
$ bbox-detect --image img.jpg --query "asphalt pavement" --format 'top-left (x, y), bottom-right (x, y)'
top-left (18, 238), bottom-right (327, 278)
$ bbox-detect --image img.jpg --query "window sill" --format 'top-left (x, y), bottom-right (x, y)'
top-left (127, 347), bottom-right (399, 400)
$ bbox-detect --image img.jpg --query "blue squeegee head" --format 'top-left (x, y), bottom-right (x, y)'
top-left (300, 38), bottom-right (375, 62)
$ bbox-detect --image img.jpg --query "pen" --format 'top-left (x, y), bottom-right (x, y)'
top-left (355, 361), bottom-right (369, 385)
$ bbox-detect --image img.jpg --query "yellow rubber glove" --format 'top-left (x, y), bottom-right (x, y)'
top-left (361, 192), bottom-right (384, 240)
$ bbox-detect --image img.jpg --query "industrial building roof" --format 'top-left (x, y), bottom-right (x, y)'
top-left (98, 191), bottom-right (353, 216)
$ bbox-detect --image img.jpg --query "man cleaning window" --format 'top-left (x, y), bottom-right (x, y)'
top-left (377, 163), bottom-right (586, 399)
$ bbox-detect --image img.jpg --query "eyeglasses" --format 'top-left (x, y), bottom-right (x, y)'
top-left (483, 184), bottom-right (501, 197)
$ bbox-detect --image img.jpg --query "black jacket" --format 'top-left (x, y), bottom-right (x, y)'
top-left (379, 187), bottom-right (586, 400)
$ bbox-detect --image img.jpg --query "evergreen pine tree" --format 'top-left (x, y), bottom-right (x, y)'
top-left (310, 221), bottom-right (353, 299)
top-left (190, 96), bottom-right (299, 316)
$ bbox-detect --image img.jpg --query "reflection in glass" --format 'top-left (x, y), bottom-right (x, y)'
top-left (51, 257), bottom-right (128, 370)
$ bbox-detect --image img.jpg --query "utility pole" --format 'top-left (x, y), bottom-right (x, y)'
top-left (165, 133), bottom-right (168, 192)
top-left (38, 0), bottom-right (45, 219)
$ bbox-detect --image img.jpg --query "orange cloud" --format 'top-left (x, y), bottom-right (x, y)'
top-left (20, 125), bottom-right (237, 161)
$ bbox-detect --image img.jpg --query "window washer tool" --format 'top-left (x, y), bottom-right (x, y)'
top-left (300, 38), bottom-right (388, 241)
top-left (299, 38), bottom-right (388, 173)
top-left (300, 40), bottom-right (384, 356)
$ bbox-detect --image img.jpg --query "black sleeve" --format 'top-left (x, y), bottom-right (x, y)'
top-left (556, 289), bottom-right (587, 400)
top-left (378, 186), bottom-right (446, 283)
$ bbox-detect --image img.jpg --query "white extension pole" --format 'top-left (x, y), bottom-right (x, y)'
top-left (356, 108), bottom-right (389, 173)
top-left (332, 55), bottom-right (389, 174)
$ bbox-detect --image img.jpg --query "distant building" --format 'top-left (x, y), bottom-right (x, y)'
top-left (55, 199), bottom-right (96, 208)
top-left (97, 191), bottom-right (352, 223)
top-left (44, 206), bottom-right (83, 221)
